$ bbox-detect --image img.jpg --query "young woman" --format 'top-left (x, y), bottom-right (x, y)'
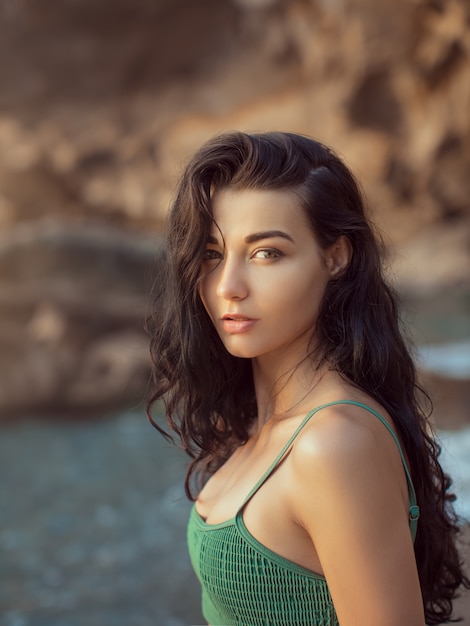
top-left (147, 131), bottom-right (469, 625)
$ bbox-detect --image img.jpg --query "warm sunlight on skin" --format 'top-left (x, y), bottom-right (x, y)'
top-left (150, 131), bottom-right (466, 626)
top-left (198, 188), bottom-right (333, 370)
top-left (195, 188), bottom-right (425, 626)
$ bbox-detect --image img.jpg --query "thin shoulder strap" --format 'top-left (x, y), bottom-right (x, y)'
top-left (239, 400), bottom-right (352, 509)
top-left (238, 399), bottom-right (420, 541)
top-left (339, 400), bottom-right (420, 541)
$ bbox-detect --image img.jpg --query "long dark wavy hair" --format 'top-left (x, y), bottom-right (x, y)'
top-left (147, 131), bottom-right (469, 624)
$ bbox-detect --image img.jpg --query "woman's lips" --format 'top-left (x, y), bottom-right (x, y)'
top-left (221, 315), bottom-right (257, 334)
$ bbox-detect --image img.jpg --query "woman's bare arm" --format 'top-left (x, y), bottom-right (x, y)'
top-left (289, 405), bottom-right (425, 626)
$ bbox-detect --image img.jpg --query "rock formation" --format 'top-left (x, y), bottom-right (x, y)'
top-left (0, 0), bottom-right (468, 418)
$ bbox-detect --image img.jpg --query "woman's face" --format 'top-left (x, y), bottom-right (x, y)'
top-left (198, 187), bottom-right (336, 365)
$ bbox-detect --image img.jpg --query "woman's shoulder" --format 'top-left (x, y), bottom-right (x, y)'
top-left (301, 393), bottom-right (394, 440)
top-left (285, 396), bottom-right (411, 557)
top-left (288, 395), bottom-right (404, 497)
top-left (284, 404), bottom-right (424, 625)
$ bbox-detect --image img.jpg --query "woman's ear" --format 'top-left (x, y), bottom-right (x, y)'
top-left (325, 236), bottom-right (352, 278)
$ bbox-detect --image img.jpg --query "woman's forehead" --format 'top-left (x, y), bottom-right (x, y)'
top-left (208, 187), bottom-right (312, 244)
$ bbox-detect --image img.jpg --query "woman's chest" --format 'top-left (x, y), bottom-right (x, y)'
top-left (196, 445), bottom-right (271, 523)
top-left (196, 423), bottom-right (297, 524)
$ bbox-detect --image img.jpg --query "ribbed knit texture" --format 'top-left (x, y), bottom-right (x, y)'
top-left (187, 401), bottom-right (419, 626)
top-left (188, 507), bottom-right (338, 626)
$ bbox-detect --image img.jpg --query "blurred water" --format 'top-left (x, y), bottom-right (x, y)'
top-left (440, 428), bottom-right (470, 522)
top-left (418, 339), bottom-right (470, 523)
top-left (0, 340), bottom-right (469, 625)
top-left (0, 411), bottom-right (204, 626)
top-left (417, 340), bottom-right (470, 379)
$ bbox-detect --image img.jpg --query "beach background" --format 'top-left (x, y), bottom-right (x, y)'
top-left (0, 1), bottom-right (469, 624)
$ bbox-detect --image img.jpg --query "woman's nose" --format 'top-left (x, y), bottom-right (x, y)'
top-left (216, 259), bottom-right (248, 300)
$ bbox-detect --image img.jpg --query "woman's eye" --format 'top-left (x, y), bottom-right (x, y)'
top-left (252, 249), bottom-right (282, 260)
top-left (202, 249), bottom-right (222, 261)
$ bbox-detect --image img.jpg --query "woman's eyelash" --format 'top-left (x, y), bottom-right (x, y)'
top-left (203, 249), bottom-right (222, 260)
top-left (203, 247), bottom-right (283, 261)
top-left (252, 248), bottom-right (283, 259)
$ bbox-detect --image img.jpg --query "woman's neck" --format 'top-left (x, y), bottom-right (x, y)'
top-left (251, 351), bottom-right (330, 429)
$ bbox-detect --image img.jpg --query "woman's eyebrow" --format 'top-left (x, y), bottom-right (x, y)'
top-left (207, 230), bottom-right (294, 245)
top-left (245, 230), bottom-right (294, 244)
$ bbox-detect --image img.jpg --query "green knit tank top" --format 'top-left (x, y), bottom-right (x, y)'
top-left (187, 400), bottom-right (420, 626)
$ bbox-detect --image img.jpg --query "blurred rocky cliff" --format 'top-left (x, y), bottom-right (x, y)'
top-left (0, 0), bottom-right (469, 420)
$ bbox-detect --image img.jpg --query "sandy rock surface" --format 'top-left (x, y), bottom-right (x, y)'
top-left (0, 0), bottom-right (468, 418)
